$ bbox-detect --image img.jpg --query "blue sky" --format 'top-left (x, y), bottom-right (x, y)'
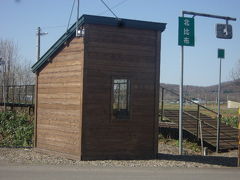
top-left (0, 0), bottom-right (239, 86)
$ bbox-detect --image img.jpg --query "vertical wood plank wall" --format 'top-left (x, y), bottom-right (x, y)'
top-left (36, 37), bottom-right (84, 158)
top-left (82, 24), bottom-right (160, 160)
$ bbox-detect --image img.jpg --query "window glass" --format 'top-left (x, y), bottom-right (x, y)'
top-left (112, 79), bottom-right (130, 119)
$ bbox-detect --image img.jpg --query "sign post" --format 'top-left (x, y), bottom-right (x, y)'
top-left (178, 16), bottom-right (195, 155)
top-left (216, 48), bottom-right (224, 153)
top-left (178, 11), bottom-right (236, 155)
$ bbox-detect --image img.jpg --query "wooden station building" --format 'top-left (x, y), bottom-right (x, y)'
top-left (32, 15), bottom-right (166, 160)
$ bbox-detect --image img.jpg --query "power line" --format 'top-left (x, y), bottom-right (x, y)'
top-left (100, 0), bottom-right (119, 19)
top-left (66, 0), bottom-right (76, 32)
top-left (41, 25), bottom-right (66, 29)
top-left (97, 0), bottom-right (129, 16)
top-left (40, 0), bottom-right (129, 32)
top-left (40, 0), bottom-right (78, 32)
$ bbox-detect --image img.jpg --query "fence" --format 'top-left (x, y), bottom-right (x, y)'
top-left (0, 85), bottom-right (34, 108)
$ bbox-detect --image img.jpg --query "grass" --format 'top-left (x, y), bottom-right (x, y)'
top-left (0, 111), bottom-right (33, 147)
top-left (159, 134), bottom-right (201, 153)
top-left (221, 116), bottom-right (238, 128)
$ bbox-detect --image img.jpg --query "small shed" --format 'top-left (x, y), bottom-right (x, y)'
top-left (227, 100), bottom-right (240, 109)
top-left (32, 15), bottom-right (166, 160)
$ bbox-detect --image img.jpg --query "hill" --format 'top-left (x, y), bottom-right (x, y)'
top-left (160, 81), bottom-right (240, 103)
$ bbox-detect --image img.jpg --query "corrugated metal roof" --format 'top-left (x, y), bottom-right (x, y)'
top-left (32, 14), bottom-right (166, 73)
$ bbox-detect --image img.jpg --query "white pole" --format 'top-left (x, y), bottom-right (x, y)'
top-left (216, 58), bottom-right (222, 152)
top-left (179, 12), bottom-right (184, 155)
top-left (179, 44), bottom-right (184, 155)
top-left (178, 11), bottom-right (185, 155)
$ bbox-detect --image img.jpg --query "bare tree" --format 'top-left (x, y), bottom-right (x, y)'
top-left (0, 39), bottom-right (34, 86)
top-left (13, 62), bottom-right (35, 85)
top-left (231, 59), bottom-right (240, 86)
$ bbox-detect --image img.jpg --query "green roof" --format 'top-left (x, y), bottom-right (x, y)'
top-left (32, 14), bottom-right (166, 73)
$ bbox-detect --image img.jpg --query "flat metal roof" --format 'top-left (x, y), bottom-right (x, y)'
top-left (32, 14), bottom-right (166, 73)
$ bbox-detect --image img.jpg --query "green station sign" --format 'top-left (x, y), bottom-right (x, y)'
top-left (178, 17), bottom-right (195, 46)
top-left (218, 48), bottom-right (225, 59)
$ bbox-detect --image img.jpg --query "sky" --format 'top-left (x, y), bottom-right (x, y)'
top-left (0, 0), bottom-right (239, 86)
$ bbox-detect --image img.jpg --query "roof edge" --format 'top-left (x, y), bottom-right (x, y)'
top-left (32, 14), bottom-right (166, 73)
top-left (31, 15), bottom-right (85, 73)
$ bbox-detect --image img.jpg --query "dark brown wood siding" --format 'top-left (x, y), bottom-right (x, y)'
top-left (82, 24), bottom-right (160, 160)
top-left (36, 37), bottom-right (84, 157)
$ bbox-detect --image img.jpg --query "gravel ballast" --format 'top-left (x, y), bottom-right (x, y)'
top-left (0, 141), bottom-right (238, 168)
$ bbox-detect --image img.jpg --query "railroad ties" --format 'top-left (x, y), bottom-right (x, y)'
top-left (159, 109), bottom-right (238, 151)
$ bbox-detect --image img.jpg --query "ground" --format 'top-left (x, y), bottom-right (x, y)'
top-left (0, 140), bottom-right (238, 168)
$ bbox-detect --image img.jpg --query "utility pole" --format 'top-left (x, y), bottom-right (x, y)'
top-left (34, 27), bottom-right (47, 148)
top-left (36, 27), bottom-right (48, 61)
top-left (76, 0), bottom-right (80, 36)
top-left (36, 27), bottom-right (40, 61)
top-left (0, 58), bottom-right (6, 112)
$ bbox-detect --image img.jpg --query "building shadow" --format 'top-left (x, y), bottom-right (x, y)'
top-left (158, 153), bottom-right (238, 167)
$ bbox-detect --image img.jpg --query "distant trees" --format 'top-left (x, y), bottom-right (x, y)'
top-left (0, 39), bottom-right (34, 86)
top-left (231, 59), bottom-right (240, 86)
